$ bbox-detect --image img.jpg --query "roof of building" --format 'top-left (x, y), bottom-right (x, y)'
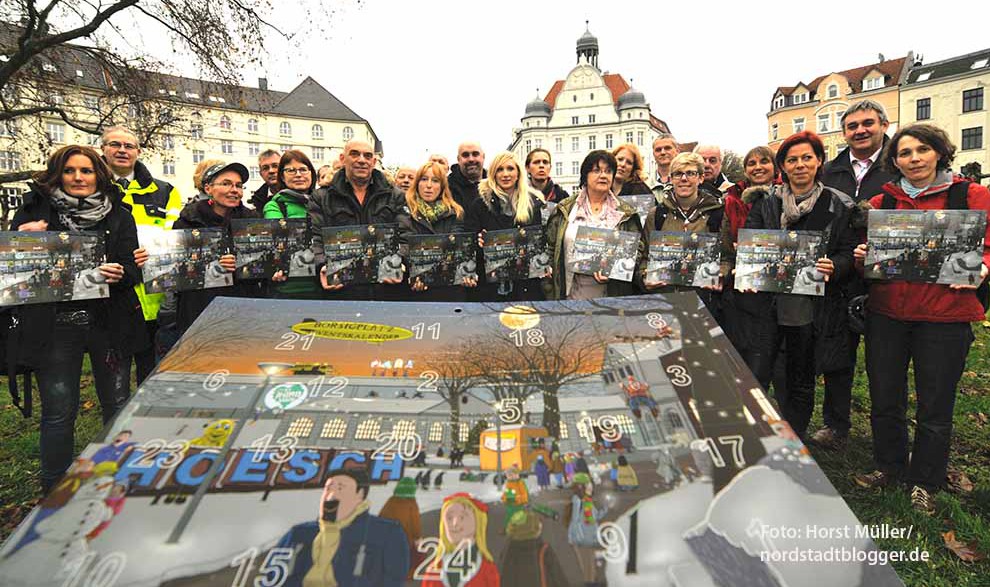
top-left (617, 86), bottom-right (647, 110)
top-left (774, 55), bottom-right (909, 98)
top-left (542, 72), bottom-right (670, 132)
top-left (905, 48), bottom-right (990, 84)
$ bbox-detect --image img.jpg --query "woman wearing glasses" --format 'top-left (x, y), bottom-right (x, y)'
top-left (641, 153), bottom-right (726, 297)
top-left (170, 162), bottom-right (264, 333)
top-left (263, 150), bottom-right (320, 299)
top-left (543, 150), bottom-right (642, 300)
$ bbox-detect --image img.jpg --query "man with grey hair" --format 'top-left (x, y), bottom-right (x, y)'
top-left (652, 133), bottom-right (679, 191)
top-left (100, 125), bottom-right (181, 387)
top-left (823, 99), bottom-right (892, 201)
top-left (810, 99), bottom-right (894, 450)
top-left (693, 144), bottom-right (732, 198)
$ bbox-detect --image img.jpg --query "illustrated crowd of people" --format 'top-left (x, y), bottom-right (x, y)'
top-left (2, 97), bottom-right (989, 526)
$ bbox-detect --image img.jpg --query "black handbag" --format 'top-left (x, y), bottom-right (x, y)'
top-left (848, 294), bottom-right (867, 335)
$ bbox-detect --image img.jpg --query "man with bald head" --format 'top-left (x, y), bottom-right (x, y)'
top-left (308, 139), bottom-right (406, 299)
top-left (447, 141), bottom-right (486, 206)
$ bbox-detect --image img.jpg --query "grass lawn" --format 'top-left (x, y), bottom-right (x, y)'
top-left (1, 329), bottom-right (988, 584)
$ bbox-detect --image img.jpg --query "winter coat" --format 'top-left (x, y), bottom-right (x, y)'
top-left (537, 180), bottom-right (570, 203)
top-left (171, 199), bottom-right (264, 333)
top-left (864, 176), bottom-right (990, 323)
top-left (543, 194), bottom-right (643, 300)
top-left (277, 512), bottom-right (409, 587)
top-left (618, 178), bottom-right (652, 197)
top-left (823, 140), bottom-right (894, 203)
top-left (398, 204), bottom-right (469, 302)
top-left (463, 188), bottom-right (546, 302)
top-left (249, 183), bottom-right (272, 212)
top-left (378, 495), bottom-right (422, 578)
top-left (308, 169), bottom-right (408, 301)
top-left (9, 187), bottom-right (146, 366)
top-left (738, 183), bottom-right (860, 373)
top-left (700, 173), bottom-right (732, 199)
top-left (262, 189), bottom-right (320, 297)
top-left (499, 538), bottom-right (568, 587)
top-left (447, 164), bottom-right (486, 208)
top-left (567, 494), bottom-right (608, 547)
top-left (533, 459), bottom-right (551, 486)
top-left (420, 551), bottom-right (500, 587)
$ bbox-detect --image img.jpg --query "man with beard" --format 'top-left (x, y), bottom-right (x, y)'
top-left (447, 141), bottom-right (486, 206)
top-left (277, 469), bottom-right (409, 587)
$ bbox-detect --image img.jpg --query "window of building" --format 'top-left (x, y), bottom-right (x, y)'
top-left (249, 165), bottom-right (260, 179)
top-left (248, 142), bottom-right (260, 156)
top-left (247, 118), bottom-right (258, 133)
top-left (558, 421), bottom-right (569, 439)
top-left (773, 95), bottom-right (785, 109)
top-left (792, 92), bottom-right (808, 104)
top-left (428, 422), bottom-right (444, 443)
top-left (50, 93), bottom-right (64, 106)
top-left (312, 124), bottom-right (324, 140)
top-left (571, 136), bottom-right (579, 152)
top-left (771, 123), bottom-right (778, 141)
top-left (827, 84), bottom-right (839, 99)
top-left (961, 127), bottom-right (983, 150)
top-left (534, 138), bottom-right (542, 149)
top-left (571, 161), bottom-right (579, 175)
top-left (459, 422), bottom-right (470, 442)
top-left (793, 118), bottom-right (805, 133)
top-left (972, 58), bottom-right (989, 70)
top-left (46, 122), bottom-right (64, 143)
top-left (554, 137), bottom-right (563, 153)
top-left (342, 126), bottom-right (354, 141)
top-left (571, 116), bottom-right (579, 125)
top-left (219, 115), bottom-right (231, 131)
top-left (605, 133), bottom-right (613, 149)
top-left (86, 134), bottom-right (100, 146)
top-left (279, 121), bottom-right (292, 137)
top-left (0, 120), bottom-right (16, 137)
top-left (221, 140), bottom-right (233, 155)
top-left (916, 72), bottom-right (932, 82)
top-left (355, 418), bottom-right (381, 440)
top-left (637, 131), bottom-right (644, 146)
top-left (83, 96), bottom-right (99, 113)
top-left (286, 416), bottom-right (314, 438)
top-left (572, 95), bottom-right (577, 103)
top-left (963, 88), bottom-right (984, 113)
top-left (525, 139), bottom-right (531, 153)
top-left (321, 418), bottom-right (348, 439)
top-left (190, 123), bottom-right (203, 139)
top-left (555, 162), bottom-right (563, 176)
top-left (392, 420), bottom-right (417, 439)
top-left (576, 418), bottom-right (595, 443)
top-left (916, 98), bottom-right (931, 120)
top-left (162, 160), bottom-right (175, 176)
top-left (666, 410), bottom-right (685, 429)
top-left (625, 131), bottom-right (633, 144)
top-left (863, 77), bottom-right (883, 91)
top-left (590, 93), bottom-right (595, 100)
top-left (0, 151), bottom-right (21, 171)
top-left (162, 135), bottom-right (174, 150)
top-left (312, 146), bottom-right (324, 161)
top-left (588, 135), bottom-right (596, 150)
top-left (192, 150), bottom-right (204, 163)
top-left (817, 114), bottom-right (830, 133)
top-left (280, 144), bottom-right (291, 152)
top-left (588, 114), bottom-right (596, 123)
top-left (616, 414), bottom-right (637, 435)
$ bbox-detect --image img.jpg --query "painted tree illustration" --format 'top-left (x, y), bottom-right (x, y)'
top-left (418, 348), bottom-right (484, 449)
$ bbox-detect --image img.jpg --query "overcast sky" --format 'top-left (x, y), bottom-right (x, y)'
top-left (124, 0), bottom-right (990, 165)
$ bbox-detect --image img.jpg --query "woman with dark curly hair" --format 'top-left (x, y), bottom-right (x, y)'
top-left (853, 124), bottom-right (990, 516)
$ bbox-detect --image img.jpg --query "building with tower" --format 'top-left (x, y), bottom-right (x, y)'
top-left (508, 24), bottom-right (674, 196)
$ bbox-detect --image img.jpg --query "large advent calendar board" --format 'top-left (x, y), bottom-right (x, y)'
top-left (0, 294), bottom-right (904, 587)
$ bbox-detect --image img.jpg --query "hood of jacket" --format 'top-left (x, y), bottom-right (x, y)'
top-left (552, 192), bottom-right (638, 225)
top-left (659, 189), bottom-right (723, 215)
top-left (742, 185), bottom-right (772, 205)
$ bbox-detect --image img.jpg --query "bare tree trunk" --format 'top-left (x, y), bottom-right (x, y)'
top-left (542, 386), bottom-right (561, 438)
top-left (448, 394), bottom-right (461, 448)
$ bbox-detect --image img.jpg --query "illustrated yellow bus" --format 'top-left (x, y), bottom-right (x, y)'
top-left (479, 424), bottom-right (551, 471)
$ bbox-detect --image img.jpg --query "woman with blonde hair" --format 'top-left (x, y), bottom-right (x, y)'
top-left (399, 161), bottom-right (477, 301)
top-left (421, 493), bottom-right (500, 586)
top-left (464, 151), bottom-right (547, 301)
top-left (611, 143), bottom-right (651, 196)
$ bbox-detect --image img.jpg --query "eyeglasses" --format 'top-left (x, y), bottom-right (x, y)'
top-left (283, 167), bottom-right (311, 176)
top-left (588, 167), bottom-right (613, 176)
top-left (672, 170), bottom-right (700, 179)
top-left (213, 180), bottom-right (244, 190)
top-left (104, 141), bottom-right (138, 151)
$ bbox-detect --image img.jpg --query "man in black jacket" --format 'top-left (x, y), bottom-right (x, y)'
top-left (310, 139), bottom-right (406, 299)
top-left (249, 149), bottom-right (281, 211)
top-left (447, 141), bottom-right (486, 206)
top-left (812, 99), bottom-right (894, 449)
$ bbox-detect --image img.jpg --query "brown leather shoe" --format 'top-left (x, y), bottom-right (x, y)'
top-left (854, 469), bottom-right (895, 489)
top-left (810, 427), bottom-right (848, 450)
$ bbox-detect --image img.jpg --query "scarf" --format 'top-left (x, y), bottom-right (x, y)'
top-left (899, 178), bottom-right (928, 199)
top-left (304, 500), bottom-right (370, 587)
top-left (581, 495), bottom-right (595, 524)
top-left (564, 188), bottom-right (626, 296)
top-left (416, 198), bottom-right (448, 223)
top-left (277, 188), bottom-right (311, 206)
top-left (779, 182), bottom-right (823, 228)
top-left (49, 187), bottom-right (113, 230)
top-left (486, 186), bottom-right (520, 218)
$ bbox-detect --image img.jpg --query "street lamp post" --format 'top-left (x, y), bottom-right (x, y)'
top-left (493, 400), bottom-right (504, 490)
top-left (166, 361), bottom-right (293, 544)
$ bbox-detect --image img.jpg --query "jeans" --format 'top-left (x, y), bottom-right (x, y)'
top-left (779, 324), bottom-right (816, 439)
top-left (35, 321), bottom-right (130, 491)
top-left (865, 312), bottom-right (972, 490)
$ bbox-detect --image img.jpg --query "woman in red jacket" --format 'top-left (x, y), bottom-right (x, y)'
top-left (853, 124), bottom-right (990, 515)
